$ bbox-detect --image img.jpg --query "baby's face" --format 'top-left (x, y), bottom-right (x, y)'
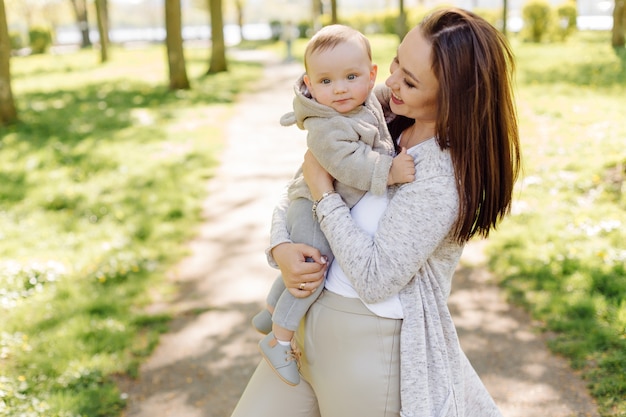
top-left (303, 40), bottom-right (377, 114)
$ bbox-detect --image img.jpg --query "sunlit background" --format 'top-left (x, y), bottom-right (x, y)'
top-left (4, 0), bottom-right (615, 48)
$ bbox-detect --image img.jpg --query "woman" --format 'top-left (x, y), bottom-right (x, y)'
top-left (231, 7), bottom-right (521, 417)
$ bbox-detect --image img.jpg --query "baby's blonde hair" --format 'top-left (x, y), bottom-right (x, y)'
top-left (304, 25), bottom-right (372, 73)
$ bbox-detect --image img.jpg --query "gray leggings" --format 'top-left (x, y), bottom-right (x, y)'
top-left (231, 290), bottom-right (402, 417)
top-left (266, 197), bottom-right (334, 331)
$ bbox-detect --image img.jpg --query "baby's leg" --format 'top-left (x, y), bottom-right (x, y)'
top-left (265, 275), bottom-right (286, 310)
top-left (272, 198), bottom-right (332, 332)
top-left (256, 198), bottom-right (332, 386)
top-left (252, 276), bottom-right (284, 335)
top-left (286, 198), bottom-right (333, 262)
top-left (272, 323), bottom-right (293, 343)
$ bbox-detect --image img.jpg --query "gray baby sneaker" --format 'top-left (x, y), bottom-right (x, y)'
top-left (251, 309), bottom-right (272, 335)
top-left (258, 332), bottom-right (300, 386)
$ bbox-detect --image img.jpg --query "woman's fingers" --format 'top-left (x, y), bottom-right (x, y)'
top-left (273, 243), bottom-right (327, 298)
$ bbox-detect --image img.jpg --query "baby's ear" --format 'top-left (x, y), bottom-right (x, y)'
top-left (370, 64), bottom-right (378, 86)
top-left (303, 74), bottom-right (312, 89)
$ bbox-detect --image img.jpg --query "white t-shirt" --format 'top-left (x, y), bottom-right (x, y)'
top-left (324, 144), bottom-right (420, 319)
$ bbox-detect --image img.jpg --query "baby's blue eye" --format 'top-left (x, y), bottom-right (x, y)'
top-left (347, 74), bottom-right (356, 80)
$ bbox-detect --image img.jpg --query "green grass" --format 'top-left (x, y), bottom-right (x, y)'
top-left (486, 31), bottom-right (626, 417)
top-left (0, 45), bottom-right (263, 416)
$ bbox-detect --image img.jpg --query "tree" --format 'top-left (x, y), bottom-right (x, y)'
top-left (165, 0), bottom-right (190, 89)
top-left (234, 0), bottom-right (245, 41)
top-left (330, 0), bottom-right (337, 24)
top-left (397, 0), bottom-right (407, 39)
top-left (612, 0), bottom-right (625, 47)
top-left (0, 0), bottom-right (17, 125)
top-left (68, 0), bottom-right (91, 48)
top-left (312, 0), bottom-right (322, 31)
top-left (208, 0), bottom-right (226, 73)
top-left (95, 0), bottom-right (109, 62)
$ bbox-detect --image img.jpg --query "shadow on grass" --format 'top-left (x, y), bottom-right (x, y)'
top-left (0, 54), bottom-right (273, 417)
top-left (0, 58), bottom-right (263, 203)
top-left (448, 264), bottom-right (602, 415)
top-left (10, 58), bottom-right (101, 81)
top-left (487, 243), bottom-right (626, 414)
top-left (10, 61), bottom-right (263, 142)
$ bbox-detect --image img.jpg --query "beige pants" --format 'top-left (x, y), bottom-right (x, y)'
top-left (230, 290), bottom-right (402, 417)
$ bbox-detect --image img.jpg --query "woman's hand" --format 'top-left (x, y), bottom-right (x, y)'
top-left (272, 242), bottom-right (327, 298)
top-left (302, 150), bottom-right (334, 201)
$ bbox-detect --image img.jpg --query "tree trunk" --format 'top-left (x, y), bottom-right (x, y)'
top-left (312, 0), bottom-right (322, 32)
top-left (612, 0), bottom-right (625, 47)
top-left (69, 0), bottom-right (91, 48)
top-left (397, 0), bottom-right (407, 39)
top-left (165, 0), bottom-right (190, 89)
top-left (0, 0), bottom-right (17, 126)
top-left (236, 0), bottom-right (245, 42)
top-left (330, 0), bottom-right (338, 24)
top-left (96, 0), bottom-right (109, 62)
top-left (208, 0), bottom-right (227, 74)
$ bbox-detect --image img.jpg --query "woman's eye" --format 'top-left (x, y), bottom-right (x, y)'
top-left (403, 79), bottom-right (416, 89)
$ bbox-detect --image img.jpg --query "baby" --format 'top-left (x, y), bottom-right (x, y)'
top-left (253, 24), bottom-right (415, 386)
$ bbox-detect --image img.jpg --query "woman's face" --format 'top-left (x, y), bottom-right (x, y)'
top-left (385, 28), bottom-right (439, 123)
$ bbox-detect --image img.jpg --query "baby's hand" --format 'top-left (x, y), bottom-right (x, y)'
top-left (388, 148), bottom-right (415, 185)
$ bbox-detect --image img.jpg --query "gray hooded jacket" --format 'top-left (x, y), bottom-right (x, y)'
top-left (281, 74), bottom-right (395, 207)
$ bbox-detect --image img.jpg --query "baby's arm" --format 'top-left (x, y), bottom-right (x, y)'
top-left (388, 147), bottom-right (416, 185)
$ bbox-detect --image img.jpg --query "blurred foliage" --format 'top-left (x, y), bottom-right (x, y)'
top-left (522, 0), bottom-right (555, 42)
top-left (28, 28), bottom-right (52, 54)
top-left (521, 0), bottom-right (579, 42)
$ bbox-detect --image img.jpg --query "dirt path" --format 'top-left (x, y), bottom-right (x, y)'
top-left (118, 52), bottom-right (600, 417)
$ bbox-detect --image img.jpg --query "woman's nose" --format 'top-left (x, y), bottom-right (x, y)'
top-left (385, 73), bottom-right (396, 88)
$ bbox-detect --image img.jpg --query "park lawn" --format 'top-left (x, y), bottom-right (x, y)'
top-left (487, 31), bottom-right (626, 416)
top-left (0, 45), bottom-right (263, 416)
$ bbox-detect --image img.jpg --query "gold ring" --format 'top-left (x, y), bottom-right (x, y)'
top-left (299, 282), bottom-right (306, 290)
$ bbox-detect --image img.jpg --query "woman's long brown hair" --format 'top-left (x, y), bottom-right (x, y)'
top-left (421, 8), bottom-right (521, 243)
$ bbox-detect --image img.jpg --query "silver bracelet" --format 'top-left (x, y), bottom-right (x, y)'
top-left (311, 190), bottom-right (337, 219)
